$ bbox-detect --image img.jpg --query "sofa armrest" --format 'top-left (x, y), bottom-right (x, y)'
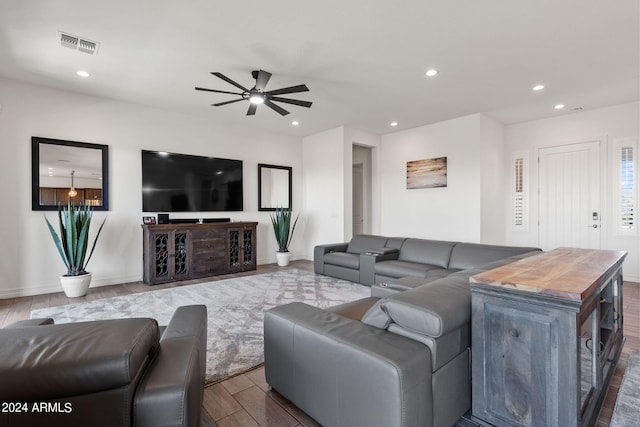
top-left (360, 251), bottom-right (400, 285)
top-left (5, 318), bottom-right (54, 328)
top-left (314, 243), bottom-right (349, 273)
top-left (135, 305), bottom-right (207, 427)
top-left (264, 302), bottom-right (432, 427)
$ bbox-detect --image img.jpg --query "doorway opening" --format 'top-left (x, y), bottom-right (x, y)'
top-left (353, 145), bottom-right (372, 235)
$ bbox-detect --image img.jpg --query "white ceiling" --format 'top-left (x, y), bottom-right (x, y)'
top-left (0, 0), bottom-right (638, 137)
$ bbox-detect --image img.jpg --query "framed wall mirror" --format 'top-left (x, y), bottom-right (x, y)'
top-left (32, 136), bottom-right (109, 211)
top-left (258, 163), bottom-right (292, 211)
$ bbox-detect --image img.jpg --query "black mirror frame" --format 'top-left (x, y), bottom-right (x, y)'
top-left (31, 136), bottom-right (109, 211)
top-left (258, 163), bottom-right (292, 212)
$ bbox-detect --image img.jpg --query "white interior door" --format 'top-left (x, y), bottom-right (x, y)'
top-left (353, 164), bottom-right (364, 235)
top-left (538, 141), bottom-right (602, 250)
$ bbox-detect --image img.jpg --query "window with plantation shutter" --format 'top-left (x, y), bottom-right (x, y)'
top-left (615, 138), bottom-right (638, 235)
top-left (511, 152), bottom-right (528, 230)
top-left (620, 145), bottom-right (634, 229)
top-left (514, 158), bottom-right (524, 226)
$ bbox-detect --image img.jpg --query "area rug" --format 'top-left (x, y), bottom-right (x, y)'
top-left (611, 350), bottom-right (640, 427)
top-left (31, 269), bottom-right (370, 383)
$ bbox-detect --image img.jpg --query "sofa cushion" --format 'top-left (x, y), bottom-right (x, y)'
top-left (375, 260), bottom-right (443, 279)
top-left (385, 237), bottom-right (407, 250)
top-left (323, 252), bottom-right (360, 269)
top-left (448, 243), bottom-right (541, 270)
top-left (346, 234), bottom-right (389, 254)
top-left (398, 239), bottom-right (457, 268)
top-left (379, 276), bottom-right (471, 338)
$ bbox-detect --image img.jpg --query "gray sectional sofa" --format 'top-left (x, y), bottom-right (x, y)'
top-left (266, 235), bottom-right (541, 427)
top-left (314, 234), bottom-right (539, 286)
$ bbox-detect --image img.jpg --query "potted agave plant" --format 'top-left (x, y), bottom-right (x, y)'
top-left (270, 207), bottom-right (298, 267)
top-left (45, 202), bottom-right (107, 297)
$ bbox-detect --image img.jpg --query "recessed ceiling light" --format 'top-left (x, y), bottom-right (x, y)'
top-left (76, 70), bottom-right (90, 78)
top-left (532, 84), bottom-right (545, 91)
top-left (554, 104), bottom-right (565, 110)
top-left (425, 69), bottom-right (438, 77)
top-left (291, 121), bottom-right (299, 126)
top-left (390, 122), bottom-right (398, 127)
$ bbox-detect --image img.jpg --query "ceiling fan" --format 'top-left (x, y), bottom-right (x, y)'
top-left (195, 69), bottom-right (312, 116)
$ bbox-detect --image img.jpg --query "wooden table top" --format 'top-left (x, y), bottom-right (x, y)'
top-left (470, 248), bottom-right (627, 302)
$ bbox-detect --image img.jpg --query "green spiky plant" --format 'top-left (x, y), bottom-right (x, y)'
top-left (270, 207), bottom-right (299, 252)
top-left (45, 202), bottom-right (107, 276)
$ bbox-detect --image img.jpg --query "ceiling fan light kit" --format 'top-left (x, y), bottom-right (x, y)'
top-left (195, 69), bottom-right (312, 116)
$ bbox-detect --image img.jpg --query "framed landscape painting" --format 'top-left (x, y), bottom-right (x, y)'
top-left (407, 157), bottom-right (447, 189)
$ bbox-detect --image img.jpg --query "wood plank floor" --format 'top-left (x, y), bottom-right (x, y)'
top-left (1, 259), bottom-right (637, 427)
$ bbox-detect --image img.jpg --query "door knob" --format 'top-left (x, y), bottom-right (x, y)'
top-left (589, 224), bottom-right (599, 228)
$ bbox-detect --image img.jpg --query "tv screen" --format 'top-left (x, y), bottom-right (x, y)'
top-left (142, 150), bottom-right (243, 212)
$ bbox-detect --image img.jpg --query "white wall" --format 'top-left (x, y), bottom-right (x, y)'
top-left (479, 115), bottom-right (506, 244)
top-left (300, 126), bottom-right (380, 259)
top-left (379, 114), bottom-right (489, 242)
top-left (504, 102), bottom-right (640, 281)
top-left (301, 127), bottom-right (346, 259)
top-left (0, 78), bottom-right (303, 297)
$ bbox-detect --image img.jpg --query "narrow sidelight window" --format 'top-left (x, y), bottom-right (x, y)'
top-left (511, 151), bottom-right (528, 231)
top-left (620, 145), bottom-right (635, 229)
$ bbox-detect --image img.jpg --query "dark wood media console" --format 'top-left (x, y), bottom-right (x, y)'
top-left (142, 222), bottom-right (257, 285)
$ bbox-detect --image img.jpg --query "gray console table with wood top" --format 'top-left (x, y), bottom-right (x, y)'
top-left (468, 248), bottom-right (626, 427)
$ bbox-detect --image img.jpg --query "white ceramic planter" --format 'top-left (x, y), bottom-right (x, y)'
top-left (276, 251), bottom-right (291, 267)
top-left (60, 272), bottom-right (92, 298)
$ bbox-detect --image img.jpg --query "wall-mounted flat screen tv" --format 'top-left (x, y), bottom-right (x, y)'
top-left (142, 150), bottom-right (243, 212)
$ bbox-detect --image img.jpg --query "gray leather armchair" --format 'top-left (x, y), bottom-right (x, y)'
top-left (0, 305), bottom-right (207, 427)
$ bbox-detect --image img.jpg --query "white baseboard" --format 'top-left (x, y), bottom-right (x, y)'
top-left (0, 273), bottom-right (142, 299)
top-left (256, 254), bottom-right (312, 266)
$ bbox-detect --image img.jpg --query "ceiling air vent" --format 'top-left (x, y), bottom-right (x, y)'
top-left (59, 32), bottom-right (99, 56)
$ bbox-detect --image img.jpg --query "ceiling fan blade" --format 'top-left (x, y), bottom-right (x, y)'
top-left (212, 98), bottom-right (245, 107)
top-left (270, 96), bottom-right (313, 108)
top-left (265, 84), bottom-right (309, 96)
top-left (246, 103), bottom-right (258, 115)
top-left (211, 72), bottom-right (249, 92)
top-left (254, 70), bottom-right (272, 91)
top-left (264, 100), bottom-right (290, 116)
top-left (195, 87), bottom-right (244, 96)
